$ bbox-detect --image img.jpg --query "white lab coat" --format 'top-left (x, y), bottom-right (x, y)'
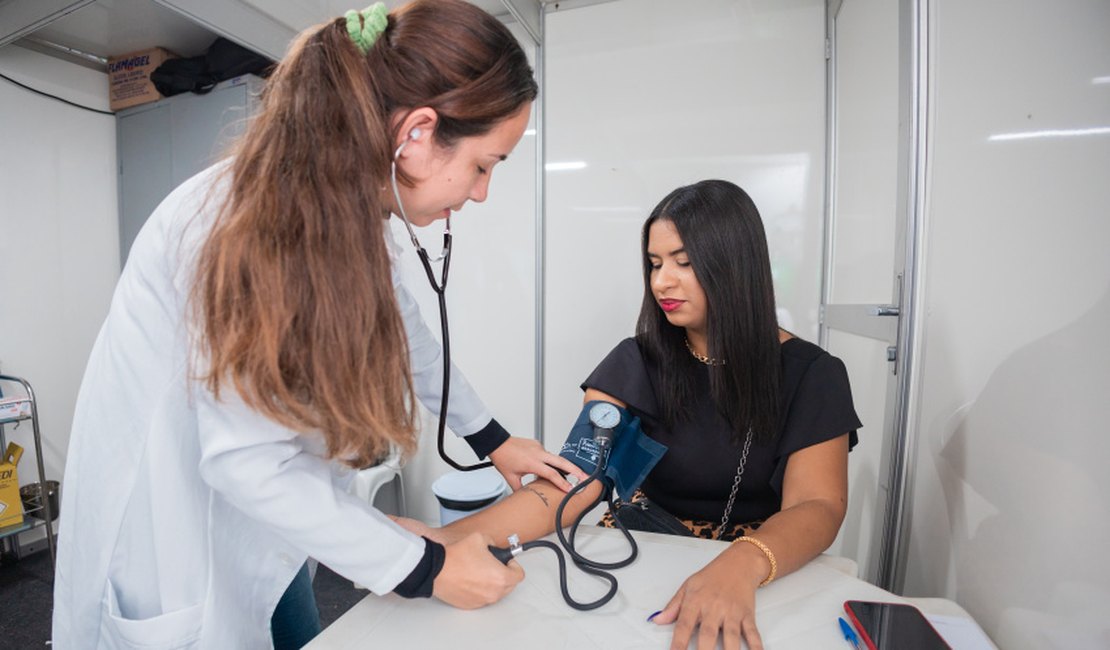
top-left (52, 163), bottom-right (497, 649)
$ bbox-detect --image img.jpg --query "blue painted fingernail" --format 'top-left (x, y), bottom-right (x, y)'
top-left (646, 610), bottom-right (662, 622)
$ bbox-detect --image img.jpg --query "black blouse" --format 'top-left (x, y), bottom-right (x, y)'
top-left (582, 337), bottom-right (861, 525)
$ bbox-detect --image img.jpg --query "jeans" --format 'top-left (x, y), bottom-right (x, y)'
top-left (271, 562), bottom-right (322, 650)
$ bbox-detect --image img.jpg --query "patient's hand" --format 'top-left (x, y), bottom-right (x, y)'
top-left (651, 546), bottom-right (766, 650)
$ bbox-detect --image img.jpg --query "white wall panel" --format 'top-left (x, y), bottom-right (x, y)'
top-left (0, 46), bottom-right (118, 510)
top-left (543, 0), bottom-right (827, 444)
top-left (904, 1), bottom-right (1110, 647)
top-left (828, 0), bottom-right (899, 305)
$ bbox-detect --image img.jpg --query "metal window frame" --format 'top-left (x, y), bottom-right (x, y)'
top-left (821, 0), bottom-right (931, 592)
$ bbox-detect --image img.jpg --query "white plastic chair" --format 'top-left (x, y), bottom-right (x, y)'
top-left (350, 443), bottom-right (406, 517)
top-left (348, 444), bottom-right (406, 590)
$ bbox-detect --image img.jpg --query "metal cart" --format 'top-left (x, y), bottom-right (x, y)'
top-left (0, 374), bottom-right (56, 566)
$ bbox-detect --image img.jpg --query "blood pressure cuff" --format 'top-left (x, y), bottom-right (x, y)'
top-left (558, 401), bottom-right (668, 502)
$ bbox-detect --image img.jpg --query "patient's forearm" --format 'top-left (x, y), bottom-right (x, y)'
top-left (724, 498), bottom-right (845, 587)
top-left (445, 477), bottom-right (604, 546)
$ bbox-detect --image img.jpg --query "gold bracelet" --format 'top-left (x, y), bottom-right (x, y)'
top-left (732, 536), bottom-right (777, 586)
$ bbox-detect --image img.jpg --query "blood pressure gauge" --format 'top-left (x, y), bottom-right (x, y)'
top-left (589, 402), bottom-right (621, 430)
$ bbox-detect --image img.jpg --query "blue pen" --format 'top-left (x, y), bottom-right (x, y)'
top-left (839, 617), bottom-right (863, 650)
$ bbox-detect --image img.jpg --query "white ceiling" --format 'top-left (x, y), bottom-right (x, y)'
top-left (31, 0), bottom-right (216, 59)
top-left (17, 0), bottom-right (518, 63)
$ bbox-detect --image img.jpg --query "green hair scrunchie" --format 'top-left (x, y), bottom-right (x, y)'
top-left (345, 3), bottom-right (389, 54)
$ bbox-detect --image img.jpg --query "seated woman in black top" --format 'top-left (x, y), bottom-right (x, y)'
top-left (399, 180), bottom-right (860, 650)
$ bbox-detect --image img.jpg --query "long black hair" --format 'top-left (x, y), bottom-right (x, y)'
top-left (635, 180), bottom-right (781, 444)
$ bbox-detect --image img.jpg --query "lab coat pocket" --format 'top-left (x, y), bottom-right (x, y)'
top-left (100, 580), bottom-right (203, 649)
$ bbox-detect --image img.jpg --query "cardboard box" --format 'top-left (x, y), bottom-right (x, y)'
top-left (0, 396), bottom-right (31, 424)
top-left (0, 443), bottom-right (24, 529)
top-left (108, 47), bottom-right (176, 112)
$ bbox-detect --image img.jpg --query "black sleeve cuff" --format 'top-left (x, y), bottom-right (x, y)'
top-left (462, 418), bottom-right (511, 459)
top-left (392, 537), bottom-right (446, 599)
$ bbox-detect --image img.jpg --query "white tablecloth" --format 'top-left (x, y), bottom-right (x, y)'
top-left (308, 526), bottom-right (989, 649)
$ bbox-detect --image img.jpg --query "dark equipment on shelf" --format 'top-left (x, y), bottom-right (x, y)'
top-left (20, 480), bottom-right (60, 522)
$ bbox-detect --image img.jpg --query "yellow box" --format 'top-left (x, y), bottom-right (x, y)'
top-left (0, 442), bottom-right (25, 529)
top-left (108, 47), bottom-right (176, 112)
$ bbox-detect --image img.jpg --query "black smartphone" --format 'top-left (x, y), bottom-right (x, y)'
top-left (843, 600), bottom-right (952, 650)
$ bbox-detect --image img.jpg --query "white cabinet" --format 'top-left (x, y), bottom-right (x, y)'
top-left (116, 75), bottom-right (263, 266)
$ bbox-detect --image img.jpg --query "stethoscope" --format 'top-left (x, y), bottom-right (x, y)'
top-left (391, 127), bottom-right (490, 472)
top-left (392, 133), bottom-right (636, 609)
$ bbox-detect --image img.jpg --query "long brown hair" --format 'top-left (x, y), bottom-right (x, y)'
top-left (191, 0), bottom-right (537, 467)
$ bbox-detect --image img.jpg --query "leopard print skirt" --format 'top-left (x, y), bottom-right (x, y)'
top-left (597, 488), bottom-right (764, 542)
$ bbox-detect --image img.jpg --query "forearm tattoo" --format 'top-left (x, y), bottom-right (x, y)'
top-left (524, 486), bottom-right (550, 508)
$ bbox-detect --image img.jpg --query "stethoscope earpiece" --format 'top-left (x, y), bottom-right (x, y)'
top-left (392, 127), bottom-right (422, 158)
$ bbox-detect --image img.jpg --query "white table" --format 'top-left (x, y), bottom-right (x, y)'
top-left (309, 527), bottom-right (992, 649)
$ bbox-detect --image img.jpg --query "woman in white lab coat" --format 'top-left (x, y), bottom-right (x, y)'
top-left (51, 2), bottom-right (580, 648)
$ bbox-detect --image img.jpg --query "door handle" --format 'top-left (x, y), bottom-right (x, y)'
top-left (873, 306), bottom-right (900, 317)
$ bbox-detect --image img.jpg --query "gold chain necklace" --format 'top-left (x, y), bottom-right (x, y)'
top-left (685, 338), bottom-right (726, 366)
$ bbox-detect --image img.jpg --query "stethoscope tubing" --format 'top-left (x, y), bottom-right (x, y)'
top-left (515, 538), bottom-right (619, 611)
top-left (556, 467), bottom-right (639, 571)
top-left (429, 254), bottom-right (493, 472)
top-left (545, 464), bottom-right (639, 609)
top-left (392, 141), bottom-right (490, 472)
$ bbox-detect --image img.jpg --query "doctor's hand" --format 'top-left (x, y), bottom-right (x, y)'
top-left (433, 532), bottom-right (524, 609)
top-left (488, 437), bottom-right (587, 492)
top-left (650, 549), bottom-right (765, 650)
